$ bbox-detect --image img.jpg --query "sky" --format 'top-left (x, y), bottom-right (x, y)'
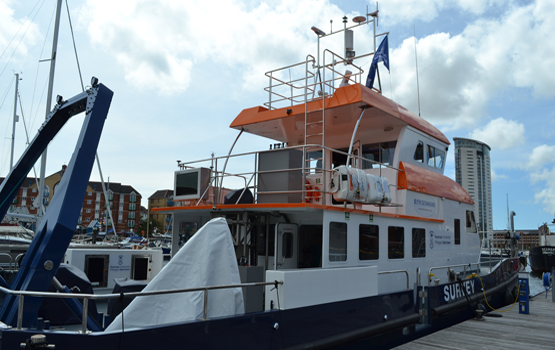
top-left (0, 0), bottom-right (554, 230)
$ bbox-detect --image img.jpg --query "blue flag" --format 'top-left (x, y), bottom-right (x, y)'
top-left (365, 35), bottom-right (390, 89)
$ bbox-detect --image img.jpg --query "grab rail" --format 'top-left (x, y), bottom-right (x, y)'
top-left (0, 280), bottom-right (283, 333)
top-left (378, 269), bottom-right (410, 290)
top-left (428, 263), bottom-right (481, 286)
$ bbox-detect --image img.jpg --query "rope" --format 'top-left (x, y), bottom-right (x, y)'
top-left (65, 0), bottom-right (85, 92)
top-left (476, 274), bottom-right (520, 313)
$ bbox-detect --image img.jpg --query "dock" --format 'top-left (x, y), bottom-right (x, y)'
top-left (394, 289), bottom-right (555, 349)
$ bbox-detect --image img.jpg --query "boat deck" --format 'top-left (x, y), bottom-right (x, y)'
top-left (394, 289), bottom-right (555, 349)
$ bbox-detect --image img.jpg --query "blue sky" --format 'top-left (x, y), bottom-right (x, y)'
top-left (1, 0), bottom-right (554, 230)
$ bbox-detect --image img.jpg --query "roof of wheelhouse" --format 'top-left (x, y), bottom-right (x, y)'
top-left (230, 84), bottom-right (449, 147)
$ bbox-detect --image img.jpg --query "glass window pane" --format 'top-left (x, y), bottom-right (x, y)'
top-left (282, 231), bottom-right (293, 258)
top-left (412, 228), bottom-right (426, 258)
top-left (388, 226), bottom-right (404, 259)
top-left (455, 219), bottom-right (461, 245)
top-left (414, 142), bottom-right (424, 163)
top-left (359, 224), bottom-right (379, 260)
top-left (435, 148), bottom-right (445, 168)
top-left (329, 222), bottom-right (347, 262)
top-left (427, 145), bottom-right (435, 167)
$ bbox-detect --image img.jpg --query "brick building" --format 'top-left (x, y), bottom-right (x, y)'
top-left (2, 165), bottom-right (141, 233)
top-left (148, 189), bottom-right (174, 235)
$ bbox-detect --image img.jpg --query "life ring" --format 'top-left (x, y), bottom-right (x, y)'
top-left (305, 180), bottom-right (314, 203)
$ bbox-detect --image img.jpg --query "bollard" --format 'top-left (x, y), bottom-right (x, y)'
top-left (518, 272), bottom-right (529, 314)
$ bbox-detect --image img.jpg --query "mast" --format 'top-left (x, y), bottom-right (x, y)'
top-left (36, 0), bottom-right (63, 218)
top-left (10, 73), bottom-right (21, 170)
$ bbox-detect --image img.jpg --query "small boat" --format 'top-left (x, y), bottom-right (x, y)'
top-left (529, 223), bottom-right (555, 273)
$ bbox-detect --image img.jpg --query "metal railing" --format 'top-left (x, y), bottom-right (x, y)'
top-left (0, 280), bottom-right (283, 334)
top-left (378, 269), bottom-right (410, 290)
top-left (428, 262), bottom-right (481, 286)
top-left (175, 143), bottom-right (401, 208)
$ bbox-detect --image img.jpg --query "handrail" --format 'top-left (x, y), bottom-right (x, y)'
top-left (0, 280), bottom-right (283, 332)
top-left (378, 269), bottom-right (410, 290)
top-left (428, 262), bottom-right (481, 286)
top-left (175, 143), bottom-right (402, 208)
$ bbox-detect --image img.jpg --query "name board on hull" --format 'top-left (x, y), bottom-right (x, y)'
top-left (414, 198), bottom-right (438, 218)
top-left (429, 230), bottom-right (452, 250)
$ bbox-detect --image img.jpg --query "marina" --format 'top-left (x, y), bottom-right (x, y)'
top-left (0, 2), bottom-right (546, 350)
top-left (394, 288), bottom-right (555, 350)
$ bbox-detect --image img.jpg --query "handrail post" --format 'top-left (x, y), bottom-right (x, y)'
top-left (81, 297), bottom-right (89, 333)
top-left (17, 295), bottom-right (24, 330)
top-left (203, 289), bottom-right (208, 320)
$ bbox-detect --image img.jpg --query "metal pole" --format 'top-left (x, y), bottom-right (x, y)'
top-left (10, 73), bottom-right (20, 170)
top-left (81, 298), bottom-right (89, 333)
top-left (17, 295), bottom-right (24, 330)
top-left (37, 0), bottom-right (63, 221)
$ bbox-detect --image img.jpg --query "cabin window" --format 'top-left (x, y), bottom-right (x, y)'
top-left (388, 226), bottom-right (404, 259)
top-left (466, 211), bottom-right (477, 233)
top-left (306, 151), bottom-right (323, 173)
top-left (454, 219), bottom-right (461, 244)
top-left (359, 224), bottom-right (379, 260)
top-left (282, 231), bottom-right (293, 258)
top-left (414, 142), bottom-right (424, 163)
top-left (427, 145), bottom-right (445, 169)
top-left (361, 141), bottom-right (397, 169)
top-left (299, 225), bottom-right (323, 268)
top-left (412, 228), bottom-right (426, 258)
top-left (329, 222), bottom-right (347, 262)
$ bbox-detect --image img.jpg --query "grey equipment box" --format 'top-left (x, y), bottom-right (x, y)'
top-left (257, 149), bottom-right (302, 203)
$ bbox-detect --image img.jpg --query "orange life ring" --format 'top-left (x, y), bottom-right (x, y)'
top-left (305, 180), bottom-right (314, 203)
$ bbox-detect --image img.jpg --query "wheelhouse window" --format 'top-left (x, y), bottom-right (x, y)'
top-left (412, 228), bottom-right (426, 258)
top-left (466, 211), bottom-right (477, 233)
top-left (455, 219), bottom-right (461, 244)
top-left (427, 145), bottom-right (445, 169)
top-left (329, 222), bottom-right (347, 262)
top-left (282, 231), bottom-right (293, 259)
top-left (359, 224), bottom-right (379, 260)
top-left (414, 142), bottom-right (424, 163)
top-left (361, 141), bottom-right (397, 169)
top-left (388, 226), bottom-right (404, 259)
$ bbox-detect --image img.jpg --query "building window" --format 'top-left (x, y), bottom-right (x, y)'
top-left (86, 209), bottom-right (91, 213)
top-left (359, 224), bottom-right (379, 260)
top-left (329, 222), bottom-right (347, 262)
top-left (128, 212), bottom-right (136, 219)
top-left (127, 220), bottom-right (135, 227)
top-left (32, 188), bottom-right (37, 193)
top-left (412, 228), bottom-right (426, 258)
top-left (388, 226), bottom-right (404, 259)
top-left (86, 200), bottom-right (91, 205)
top-left (86, 217), bottom-right (91, 222)
top-left (130, 195), bottom-right (137, 203)
top-left (129, 203), bottom-right (136, 211)
top-left (88, 191), bottom-right (92, 196)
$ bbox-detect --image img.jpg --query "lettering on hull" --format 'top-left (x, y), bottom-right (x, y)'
top-left (443, 280), bottom-right (476, 302)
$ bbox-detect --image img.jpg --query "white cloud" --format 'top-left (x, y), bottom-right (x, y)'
top-left (531, 166), bottom-right (555, 215)
top-left (491, 169), bottom-right (507, 182)
top-left (0, 0), bottom-right (41, 67)
top-left (387, 0), bottom-right (555, 130)
top-left (80, 0), bottom-right (350, 96)
top-left (468, 118), bottom-right (525, 151)
top-left (527, 145), bottom-right (555, 169)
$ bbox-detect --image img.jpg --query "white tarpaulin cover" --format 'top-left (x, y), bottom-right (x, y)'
top-left (105, 217), bottom-right (244, 331)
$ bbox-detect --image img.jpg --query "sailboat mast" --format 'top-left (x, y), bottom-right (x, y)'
top-left (10, 73), bottom-right (21, 170)
top-left (37, 0), bottom-right (63, 218)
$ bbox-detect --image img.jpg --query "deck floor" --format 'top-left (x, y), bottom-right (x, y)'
top-left (394, 289), bottom-right (555, 350)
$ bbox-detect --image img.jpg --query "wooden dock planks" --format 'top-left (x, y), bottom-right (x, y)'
top-left (394, 290), bottom-right (555, 350)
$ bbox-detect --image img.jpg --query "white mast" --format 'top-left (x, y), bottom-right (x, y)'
top-left (36, 0), bottom-right (63, 218)
top-left (10, 73), bottom-right (21, 170)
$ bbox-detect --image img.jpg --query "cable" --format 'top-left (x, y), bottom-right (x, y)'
top-left (65, 0), bottom-right (85, 92)
top-left (476, 274), bottom-right (520, 313)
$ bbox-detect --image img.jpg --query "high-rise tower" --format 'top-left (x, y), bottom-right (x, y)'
top-left (454, 137), bottom-right (493, 243)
